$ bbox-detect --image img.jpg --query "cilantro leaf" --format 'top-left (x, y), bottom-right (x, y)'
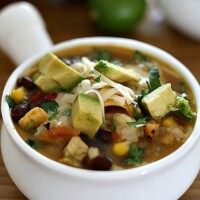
top-left (26, 139), bottom-right (42, 149)
top-left (49, 110), bottom-right (59, 120)
top-left (169, 96), bottom-right (196, 120)
top-left (132, 112), bottom-right (143, 120)
top-left (25, 119), bottom-right (37, 133)
top-left (126, 144), bottom-right (147, 165)
top-left (136, 90), bottom-right (150, 117)
top-left (89, 50), bottom-right (110, 61)
top-left (5, 95), bottom-right (16, 108)
top-left (94, 75), bottom-right (101, 83)
top-left (40, 100), bottom-right (59, 113)
top-left (147, 67), bottom-right (161, 93)
top-left (127, 118), bottom-right (147, 128)
top-left (61, 108), bottom-right (72, 116)
top-left (134, 51), bottom-right (149, 63)
top-left (110, 117), bottom-right (116, 132)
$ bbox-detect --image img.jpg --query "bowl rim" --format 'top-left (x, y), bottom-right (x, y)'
top-left (2, 36), bottom-right (200, 181)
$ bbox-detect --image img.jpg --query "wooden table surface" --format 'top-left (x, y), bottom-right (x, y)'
top-left (0, 0), bottom-right (200, 199)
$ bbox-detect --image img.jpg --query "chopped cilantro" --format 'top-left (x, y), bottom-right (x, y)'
top-left (5, 95), bottom-right (16, 108)
top-left (136, 90), bottom-right (149, 116)
top-left (26, 139), bottom-right (42, 149)
top-left (89, 50), bottom-right (110, 61)
top-left (25, 119), bottom-right (36, 133)
top-left (49, 110), bottom-right (59, 120)
top-left (40, 100), bottom-right (59, 113)
top-left (127, 118), bottom-right (147, 128)
top-left (147, 67), bottom-right (161, 93)
top-left (110, 117), bottom-right (116, 132)
top-left (134, 51), bottom-right (149, 63)
top-left (169, 96), bottom-right (196, 120)
top-left (61, 108), bottom-right (72, 116)
top-left (126, 144), bottom-right (147, 165)
top-left (94, 75), bottom-right (101, 83)
top-left (132, 112), bottom-right (143, 120)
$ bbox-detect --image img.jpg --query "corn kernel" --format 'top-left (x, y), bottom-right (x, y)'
top-left (112, 141), bottom-right (130, 157)
top-left (162, 117), bottom-right (175, 127)
top-left (19, 107), bottom-right (48, 130)
top-left (11, 87), bottom-right (27, 103)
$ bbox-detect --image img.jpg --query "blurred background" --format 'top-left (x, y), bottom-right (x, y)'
top-left (0, 0), bottom-right (199, 60)
top-left (0, 0), bottom-right (200, 199)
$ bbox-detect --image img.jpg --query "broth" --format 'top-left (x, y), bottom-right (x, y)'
top-left (7, 45), bottom-right (196, 170)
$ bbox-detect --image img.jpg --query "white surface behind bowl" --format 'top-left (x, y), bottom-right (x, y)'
top-left (157, 0), bottom-right (200, 41)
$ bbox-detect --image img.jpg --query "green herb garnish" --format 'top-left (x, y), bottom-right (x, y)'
top-left (5, 95), bottom-right (16, 108)
top-left (126, 144), bottom-right (147, 165)
top-left (25, 119), bottom-right (36, 133)
top-left (94, 75), bottom-right (101, 83)
top-left (49, 110), bottom-right (59, 120)
top-left (40, 100), bottom-right (59, 113)
top-left (61, 108), bottom-right (72, 116)
top-left (147, 67), bottom-right (161, 93)
top-left (169, 96), bottom-right (196, 120)
top-left (26, 139), bottom-right (42, 149)
top-left (132, 112), bottom-right (143, 120)
top-left (134, 51), bottom-right (149, 63)
top-left (127, 118), bottom-right (147, 128)
top-left (89, 50), bottom-right (110, 61)
top-left (110, 117), bottom-right (116, 132)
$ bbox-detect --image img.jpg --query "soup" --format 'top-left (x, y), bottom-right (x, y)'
top-left (6, 45), bottom-right (196, 171)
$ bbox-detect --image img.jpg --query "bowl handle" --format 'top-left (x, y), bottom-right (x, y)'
top-left (0, 2), bottom-right (53, 66)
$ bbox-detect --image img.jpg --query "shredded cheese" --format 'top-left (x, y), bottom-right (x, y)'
top-left (100, 87), bottom-right (118, 102)
top-left (85, 89), bottom-right (105, 122)
top-left (94, 70), bottom-right (135, 105)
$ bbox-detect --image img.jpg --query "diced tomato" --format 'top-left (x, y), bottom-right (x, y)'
top-left (38, 125), bottom-right (80, 143)
top-left (30, 91), bottom-right (57, 108)
top-left (112, 132), bottom-right (122, 142)
top-left (44, 93), bottom-right (57, 101)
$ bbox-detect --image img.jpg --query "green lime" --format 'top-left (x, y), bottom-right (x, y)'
top-left (87, 0), bottom-right (146, 34)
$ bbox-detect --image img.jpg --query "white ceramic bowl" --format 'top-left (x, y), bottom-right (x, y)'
top-left (1, 37), bottom-right (200, 200)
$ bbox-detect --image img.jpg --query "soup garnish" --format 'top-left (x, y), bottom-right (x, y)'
top-left (6, 46), bottom-right (196, 171)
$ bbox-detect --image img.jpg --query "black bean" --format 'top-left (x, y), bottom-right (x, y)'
top-left (44, 122), bottom-right (50, 130)
top-left (17, 76), bottom-right (36, 89)
top-left (11, 103), bottom-right (30, 122)
top-left (97, 129), bottom-right (112, 143)
top-left (88, 156), bottom-right (112, 171)
top-left (79, 133), bottom-right (90, 146)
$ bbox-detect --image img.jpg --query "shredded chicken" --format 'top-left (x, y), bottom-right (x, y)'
top-left (60, 136), bottom-right (88, 167)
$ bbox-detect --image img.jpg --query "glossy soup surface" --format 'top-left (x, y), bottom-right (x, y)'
top-left (7, 45), bottom-right (196, 171)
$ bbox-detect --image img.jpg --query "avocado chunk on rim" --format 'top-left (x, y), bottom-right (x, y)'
top-left (34, 74), bottom-right (62, 93)
top-left (71, 93), bottom-right (103, 138)
top-left (39, 53), bottom-right (85, 92)
top-left (94, 60), bottom-right (141, 83)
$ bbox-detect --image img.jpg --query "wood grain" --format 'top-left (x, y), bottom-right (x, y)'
top-left (0, 0), bottom-right (200, 199)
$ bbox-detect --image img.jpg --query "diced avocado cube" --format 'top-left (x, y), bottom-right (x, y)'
top-left (35, 74), bottom-right (62, 93)
top-left (94, 60), bottom-right (141, 83)
top-left (142, 83), bottom-right (176, 120)
top-left (39, 53), bottom-right (85, 92)
top-left (71, 93), bottom-right (102, 138)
